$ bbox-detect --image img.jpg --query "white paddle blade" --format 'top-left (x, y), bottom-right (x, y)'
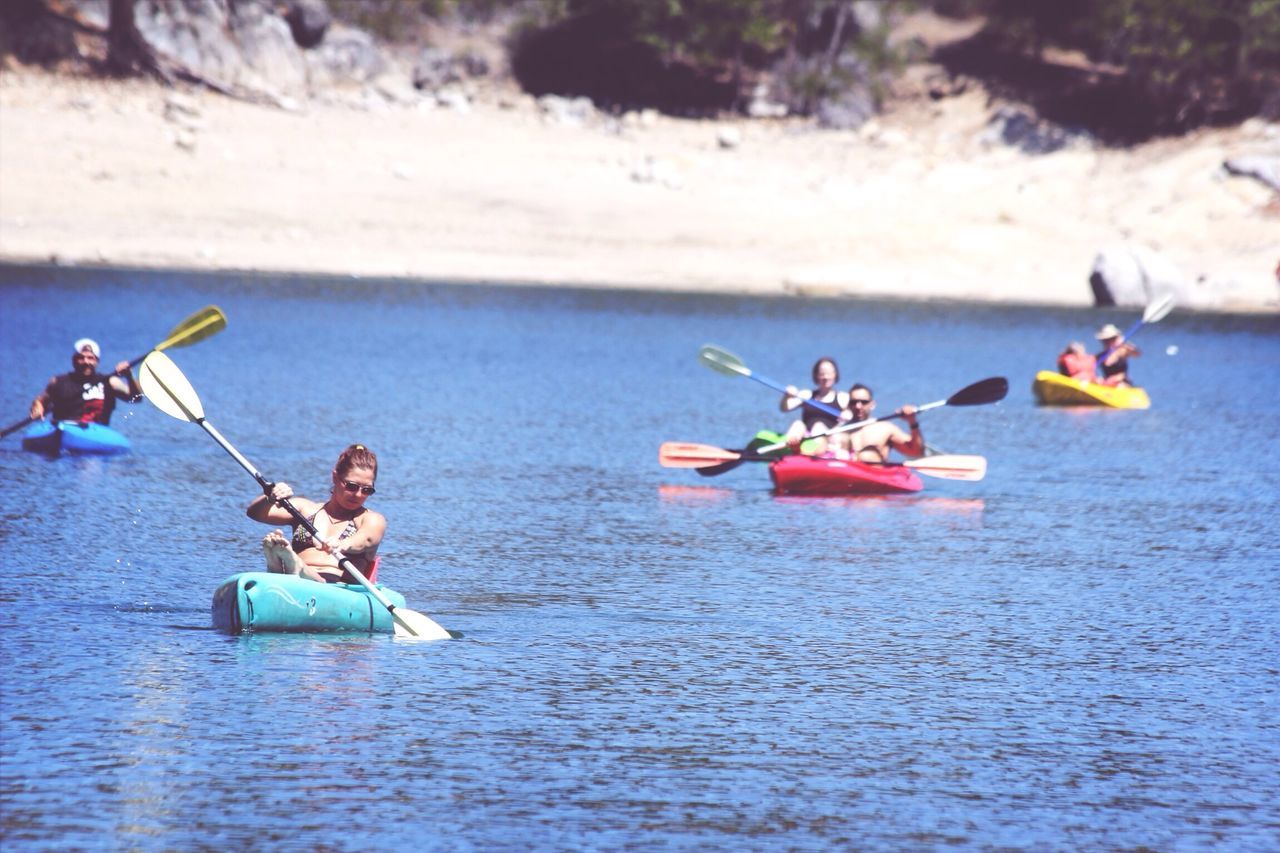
top-left (904, 455), bottom-right (987, 482)
top-left (139, 351), bottom-right (205, 422)
top-left (1144, 293), bottom-right (1176, 323)
top-left (698, 344), bottom-right (750, 377)
top-left (391, 607), bottom-right (452, 640)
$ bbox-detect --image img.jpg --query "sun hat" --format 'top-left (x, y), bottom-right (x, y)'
top-left (1094, 324), bottom-right (1121, 340)
top-left (72, 338), bottom-right (101, 357)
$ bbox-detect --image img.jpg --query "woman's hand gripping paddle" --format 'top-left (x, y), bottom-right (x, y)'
top-left (137, 350), bottom-right (450, 641)
top-left (661, 376), bottom-right (1008, 477)
top-left (2, 305), bottom-right (229, 439)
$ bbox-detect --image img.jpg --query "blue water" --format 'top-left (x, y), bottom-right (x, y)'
top-left (1, 265), bottom-right (1277, 849)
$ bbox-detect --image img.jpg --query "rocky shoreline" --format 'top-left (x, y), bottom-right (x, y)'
top-left (1, 66), bottom-right (1277, 313)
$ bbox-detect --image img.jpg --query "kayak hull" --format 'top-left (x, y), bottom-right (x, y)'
top-left (769, 454), bottom-right (923, 496)
top-left (1032, 371), bottom-right (1150, 409)
top-left (21, 421), bottom-right (131, 455)
top-left (212, 572), bottom-right (408, 634)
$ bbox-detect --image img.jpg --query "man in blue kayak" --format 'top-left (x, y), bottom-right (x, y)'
top-left (28, 338), bottom-right (142, 425)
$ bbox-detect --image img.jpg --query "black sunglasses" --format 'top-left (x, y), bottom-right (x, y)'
top-left (341, 480), bottom-right (376, 496)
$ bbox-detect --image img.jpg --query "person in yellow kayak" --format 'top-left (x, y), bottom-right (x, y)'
top-left (247, 444), bottom-right (385, 584)
top-left (1094, 323), bottom-right (1141, 387)
top-left (28, 338), bottom-right (143, 425)
top-left (830, 384), bottom-right (925, 463)
top-left (1056, 341), bottom-right (1097, 382)
top-left (780, 356), bottom-right (848, 448)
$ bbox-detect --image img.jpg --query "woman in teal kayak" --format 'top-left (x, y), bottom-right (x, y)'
top-left (247, 444), bottom-right (385, 584)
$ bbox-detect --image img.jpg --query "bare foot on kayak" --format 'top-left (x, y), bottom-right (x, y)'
top-left (262, 529), bottom-right (302, 575)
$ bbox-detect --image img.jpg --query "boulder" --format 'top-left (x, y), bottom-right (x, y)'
top-left (1222, 155), bottom-right (1280, 193)
top-left (980, 106), bottom-right (1094, 154)
top-left (284, 0), bottom-right (330, 49)
top-left (1089, 245), bottom-right (1192, 308)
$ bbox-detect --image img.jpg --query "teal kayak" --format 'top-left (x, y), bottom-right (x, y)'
top-left (212, 572), bottom-right (408, 634)
top-left (21, 420), bottom-right (131, 455)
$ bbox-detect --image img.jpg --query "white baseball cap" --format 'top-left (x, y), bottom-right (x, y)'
top-left (72, 338), bottom-right (101, 357)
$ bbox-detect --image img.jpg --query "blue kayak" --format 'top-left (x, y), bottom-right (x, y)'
top-left (212, 572), bottom-right (409, 634)
top-left (21, 420), bottom-right (131, 455)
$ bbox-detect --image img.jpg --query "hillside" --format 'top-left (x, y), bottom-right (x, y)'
top-left (0, 10), bottom-right (1277, 312)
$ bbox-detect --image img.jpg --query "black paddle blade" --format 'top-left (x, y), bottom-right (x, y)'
top-left (696, 457), bottom-right (746, 477)
top-left (946, 377), bottom-right (1008, 407)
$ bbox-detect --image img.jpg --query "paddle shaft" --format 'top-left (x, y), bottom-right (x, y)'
top-left (754, 372), bottom-right (843, 420)
top-left (671, 445), bottom-right (984, 480)
top-left (753, 401), bottom-right (937, 455)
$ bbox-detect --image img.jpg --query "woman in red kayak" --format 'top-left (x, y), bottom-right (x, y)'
top-left (247, 444), bottom-right (385, 584)
top-left (780, 356), bottom-right (847, 449)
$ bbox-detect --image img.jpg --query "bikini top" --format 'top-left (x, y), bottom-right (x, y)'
top-left (801, 389), bottom-right (843, 430)
top-left (291, 507), bottom-right (359, 553)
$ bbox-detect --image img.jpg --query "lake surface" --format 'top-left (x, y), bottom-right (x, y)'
top-left (1, 264), bottom-right (1277, 850)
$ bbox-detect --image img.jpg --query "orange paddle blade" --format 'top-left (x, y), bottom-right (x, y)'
top-left (903, 454), bottom-right (987, 481)
top-left (658, 442), bottom-right (742, 468)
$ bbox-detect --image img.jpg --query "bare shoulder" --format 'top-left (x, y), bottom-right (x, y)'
top-left (287, 496), bottom-right (322, 515)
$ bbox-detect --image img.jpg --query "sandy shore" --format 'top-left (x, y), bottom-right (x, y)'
top-left (1, 68), bottom-right (1277, 311)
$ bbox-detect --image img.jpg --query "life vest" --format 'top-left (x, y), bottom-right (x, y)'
top-left (1057, 352), bottom-right (1097, 382)
top-left (48, 372), bottom-right (117, 424)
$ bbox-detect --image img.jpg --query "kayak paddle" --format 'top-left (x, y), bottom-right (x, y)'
top-left (1097, 293), bottom-right (1175, 369)
top-left (136, 350), bottom-right (450, 641)
top-left (669, 376), bottom-right (1009, 477)
top-left (1, 305), bottom-right (228, 439)
top-left (699, 344), bottom-right (844, 420)
top-left (659, 442), bottom-right (988, 481)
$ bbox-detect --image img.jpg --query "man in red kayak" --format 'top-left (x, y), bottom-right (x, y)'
top-left (832, 384), bottom-right (925, 464)
top-left (28, 338), bottom-right (142, 425)
top-left (1094, 323), bottom-right (1141, 387)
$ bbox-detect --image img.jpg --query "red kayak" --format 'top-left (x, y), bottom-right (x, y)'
top-left (769, 454), bottom-right (923, 496)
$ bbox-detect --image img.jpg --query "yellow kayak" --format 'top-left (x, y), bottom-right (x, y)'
top-left (1032, 370), bottom-right (1151, 409)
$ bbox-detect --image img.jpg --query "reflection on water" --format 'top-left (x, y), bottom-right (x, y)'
top-left (656, 484), bottom-right (736, 504)
top-left (1, 266), bottom-right (1278, 849)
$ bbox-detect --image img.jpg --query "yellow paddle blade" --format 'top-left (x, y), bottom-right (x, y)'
top-left (139, 351), bottom-right (206, 422)
top-left (391, 607), bottom-right (453, 640)
top-left (156, 305), bottom-right (227, 352)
